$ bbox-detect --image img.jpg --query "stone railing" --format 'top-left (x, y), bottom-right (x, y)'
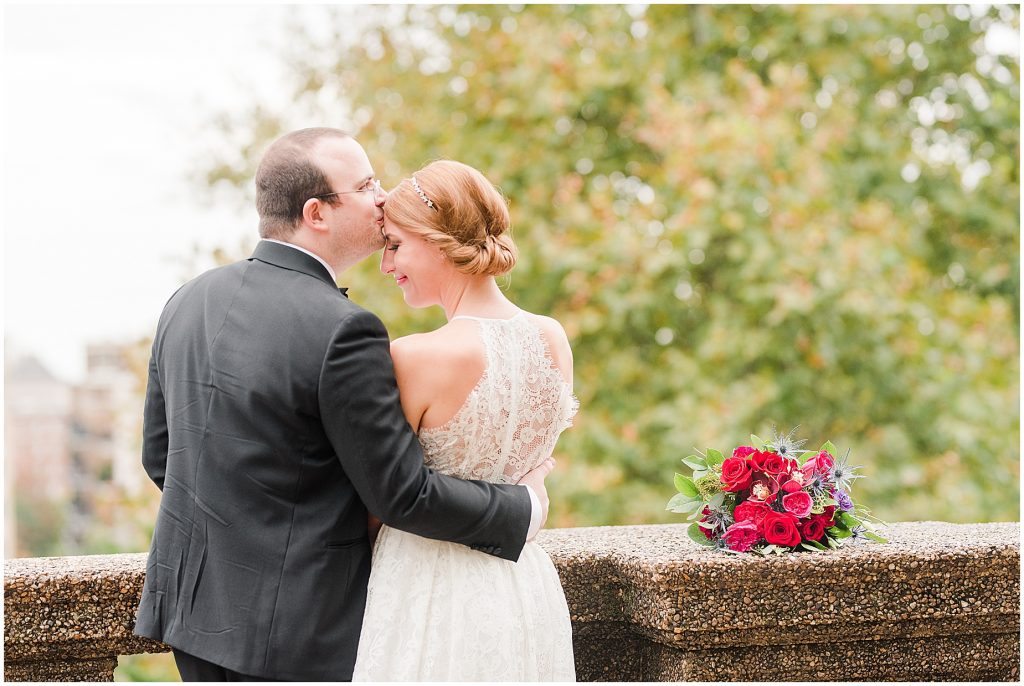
top-left (4, 522), bottom-right (1019, 681)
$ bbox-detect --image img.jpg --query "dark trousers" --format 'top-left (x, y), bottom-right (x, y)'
top-left (173, 648), bottom-right (276, 682)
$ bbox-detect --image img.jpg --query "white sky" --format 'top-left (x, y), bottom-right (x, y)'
top-left (3, 4), bottom-right (323, 383)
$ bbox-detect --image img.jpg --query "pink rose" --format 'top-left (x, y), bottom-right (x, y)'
top-left (809, 451), bottom-right (834, 473)
top-left (732, 446), bottom-right (757, 460)
top-left (782, 490), bottom-right (813, 518)
top-left (722, 521), bottom-right (761, 552)
top-left (720, 457), bottom-right (753, 492)
top-left (732, 500), bottom-right (772, 530)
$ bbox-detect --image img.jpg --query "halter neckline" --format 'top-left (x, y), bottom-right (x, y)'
top-left (450, 311), bottom-right (525, 322)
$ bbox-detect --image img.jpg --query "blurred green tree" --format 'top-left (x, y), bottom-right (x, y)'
top-left (200, 4), bottom-right (1019, 526)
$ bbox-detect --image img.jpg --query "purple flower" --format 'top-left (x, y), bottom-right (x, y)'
top-left (834, 489), bottom-right (854, 512)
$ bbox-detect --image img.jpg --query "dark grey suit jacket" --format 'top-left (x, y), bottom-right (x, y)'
top-left (133, 240), bottom-right (531, 680)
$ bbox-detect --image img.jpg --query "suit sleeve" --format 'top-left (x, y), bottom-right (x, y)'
top-left (318, 309), bottom-right (531, 561)
top-left (141, 350), bottom-right (169, 491)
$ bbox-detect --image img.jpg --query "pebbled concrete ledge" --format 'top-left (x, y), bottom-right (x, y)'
top-left (4, 553), bottom-right (159, 681)
top-left (536, 521), bottom-right (1020, 681)
top-left (4, 522), bottom-right (1020, 681)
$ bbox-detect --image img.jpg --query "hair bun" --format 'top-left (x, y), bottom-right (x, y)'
top-left (474, 233), bottom-right (517, 276)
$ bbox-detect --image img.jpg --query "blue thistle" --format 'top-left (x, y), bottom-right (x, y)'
top-left (829, 449), bottom-right (865, 492)
top-left (764, 425), bottom-right (810, 460)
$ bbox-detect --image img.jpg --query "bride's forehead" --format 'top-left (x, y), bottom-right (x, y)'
top-left (383, 220), bottom-right (416, 239)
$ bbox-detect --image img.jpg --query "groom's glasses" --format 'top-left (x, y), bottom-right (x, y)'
top-left (316, 179), bottom-right (383, 200)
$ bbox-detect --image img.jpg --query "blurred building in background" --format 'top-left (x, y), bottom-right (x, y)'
top-left (5, 342), bottom-right (148, 558)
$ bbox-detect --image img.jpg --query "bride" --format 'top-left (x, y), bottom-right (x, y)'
top-left (352, 160), bottom-right (577, 681)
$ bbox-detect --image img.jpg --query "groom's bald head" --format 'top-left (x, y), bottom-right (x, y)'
top-left (256, 127), bottom-right (353, 239)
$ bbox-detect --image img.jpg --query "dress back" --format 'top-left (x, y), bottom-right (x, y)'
top-left (418, 312), bottom-right (577, 484)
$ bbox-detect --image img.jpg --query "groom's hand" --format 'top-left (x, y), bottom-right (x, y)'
top-left (518, 458), bottom-right (556, 540)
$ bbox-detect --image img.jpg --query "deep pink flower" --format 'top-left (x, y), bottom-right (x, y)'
top-left (722, 521), bottom-right (761, 552)
top-left (782, 490), bottom-right (813, 518)
top-left (732, 500), bottom-right (772, 530)
top-left (732, 446), bottom-right (757, 460)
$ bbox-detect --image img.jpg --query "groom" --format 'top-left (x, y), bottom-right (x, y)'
top-left (134, 128), bottom-right (552, 681)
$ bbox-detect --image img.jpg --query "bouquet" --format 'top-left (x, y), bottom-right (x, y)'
top-left (667, 428), bottom-right (887, 555)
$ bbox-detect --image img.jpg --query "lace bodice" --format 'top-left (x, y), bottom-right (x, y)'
top-left (418, 312), bottom-right (577, 484)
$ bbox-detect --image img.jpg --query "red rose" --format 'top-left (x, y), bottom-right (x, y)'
top-left (762, 511), bottom-right (801, 547)
top-left (781, 478), bottom-right (803, 493)
top-left (732, 500), bottom-right (772, 529)
top-left (722, 521), bottom-right (761, 552)
top-left (782, 490), bottom-right (813, 518)
top-left (800, 516), bottom-right (827, 541)
top-left (720, 457), bottom-right (753, 492)
top-left (812, 510), bottom-right (836, 529)
top-left (751, 450), bottom-right (787, 476)
top-left (732, 446), bottom-right (757, 460)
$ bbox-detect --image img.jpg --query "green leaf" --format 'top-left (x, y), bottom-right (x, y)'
top-left (682, 456), bottom-right (708, 471)
top-left (826, 536), bottom-right (841, 549)
top-left (681, 498), bottom-right (704, 513)
top-left (801, 541), bottom-right (826, 552)
top-left (687, 522), bottom-right (715, 547)
top-left (709, 492), bottom-right (725, 509)
top-left (863, 531), bottom-right (888, 544)
top-left (666, 493), bottom-right (694, 512)
top-left (839, 511), bottom-right (860, 528)
top-left (750, 434), bottom-right (764, 450)
top-left (819, 440), bottom-right (838, 456)
top-left (828, 526), bottom-right (853, 539)
top-left (674, 474), bottom-right (699, 497)
top-left (706, 448), bottom-right (725, 466)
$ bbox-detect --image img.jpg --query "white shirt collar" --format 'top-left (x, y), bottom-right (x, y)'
top-left (264, 239), bottom-right (337, 281)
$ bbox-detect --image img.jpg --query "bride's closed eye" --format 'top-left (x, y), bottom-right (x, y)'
top-left (386, 243), bottom-right (400, 252)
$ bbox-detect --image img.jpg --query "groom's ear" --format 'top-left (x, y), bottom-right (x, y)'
top-left (302, 198), bottom-right (328, 231)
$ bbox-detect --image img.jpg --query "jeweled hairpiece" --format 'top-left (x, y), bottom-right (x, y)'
top-left (410, 174), bottom-right (436, 210)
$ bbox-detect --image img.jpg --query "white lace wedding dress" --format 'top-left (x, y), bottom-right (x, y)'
top-left (352, 312), bottom-right (577, 681)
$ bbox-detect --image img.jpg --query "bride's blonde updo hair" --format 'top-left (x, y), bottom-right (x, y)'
top-left (385, 160), bottom-right (517, 276)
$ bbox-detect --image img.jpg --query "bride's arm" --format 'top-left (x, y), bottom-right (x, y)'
top-left (388, 335), bottom-right (432, 433)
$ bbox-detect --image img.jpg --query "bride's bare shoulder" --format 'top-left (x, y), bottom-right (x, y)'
top-left (390, 321), bottom-right (485, 380)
